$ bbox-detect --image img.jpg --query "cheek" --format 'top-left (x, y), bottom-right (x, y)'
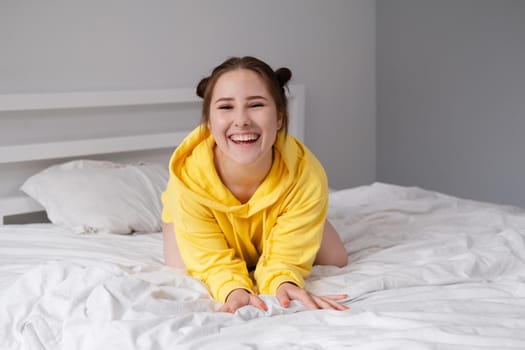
top-left (207, 115), bottom-right (220, 131)
top-left (208, 118), bottom-right (227, 139)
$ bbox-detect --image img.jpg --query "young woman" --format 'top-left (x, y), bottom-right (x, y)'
top-left (162, 56), bottom-right (348, 313)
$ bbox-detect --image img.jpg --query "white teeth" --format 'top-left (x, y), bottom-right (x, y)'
top-left (230, 134), bottom-right (259, 142)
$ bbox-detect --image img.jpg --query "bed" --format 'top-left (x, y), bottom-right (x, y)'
top-left (1, 88), bottom-right (525, 349)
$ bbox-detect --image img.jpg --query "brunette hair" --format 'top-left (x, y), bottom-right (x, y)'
top-left (196, 56), bottom-right (292, 134)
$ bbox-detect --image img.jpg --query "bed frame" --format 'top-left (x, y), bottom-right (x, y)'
top-left (0, 85), bottom-right (305, 223)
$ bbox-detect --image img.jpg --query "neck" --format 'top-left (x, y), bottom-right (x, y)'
top-left (214, 147), bottom-right (273, 203)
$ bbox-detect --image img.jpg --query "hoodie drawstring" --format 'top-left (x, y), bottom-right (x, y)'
top-left (229, 213), bottom-right (246, 263)
top-left (261, 211), bottom-right (268, 266)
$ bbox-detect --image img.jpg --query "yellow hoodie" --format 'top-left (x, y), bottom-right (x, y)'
top-left (161, 126), bottom-right (328, 303)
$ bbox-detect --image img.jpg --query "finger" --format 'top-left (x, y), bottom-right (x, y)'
top-left (232, 297), bottom-right (251, 312)
top-left (219, 298), bottom-right (243, 314)
top-left (313, 296), bottom-right (350, 311)
top-left (220, 289), bottom-right (252, 313)
top-left (275, 286), bottom-right (291, 308)
top-left (324, 293), bottom-right (349, 300)
top-left (279, 284), bottom-right (321, 310)
top-left (319, 295), bottom-right (350, 310)
top-left (220, 298), bottom-right (243, 313)
top-left (249, 295), bottom-right (268, 312)
top-left (219, 303), bottom-right (234, 313)
top-left (295, 291), bottom-right (321, 310)
top-left (311, 295), bottom-right (335, 310)
top-left (320, 293), bottom-right (349, 301)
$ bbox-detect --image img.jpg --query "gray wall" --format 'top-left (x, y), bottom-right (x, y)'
top-left (4, 0), bottom-right (524, 208)
top-left (0, 0), bottom-right (376, 191)
top-left (377, 0), bottom-right (525, 207)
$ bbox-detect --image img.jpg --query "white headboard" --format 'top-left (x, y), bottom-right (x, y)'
top-left (0, 85), bottom-right (305, 223)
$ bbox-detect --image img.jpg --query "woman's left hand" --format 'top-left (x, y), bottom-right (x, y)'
top-left (276, 282), bottom-right (349, 311)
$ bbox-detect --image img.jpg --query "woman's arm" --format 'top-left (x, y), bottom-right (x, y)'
top-left (254, 194), bottom-right (326, 293)
top-left (164, 218), bottom-right (267, 312)
top-left (254, 199), bottom-right (349, 311)
top-left (162, 222), bottom-right (185, 269)
top-left (314, 220), bottom-right (348, 267)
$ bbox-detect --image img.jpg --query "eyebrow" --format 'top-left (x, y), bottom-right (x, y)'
top-left (214, 95), bottom-right (269, 104)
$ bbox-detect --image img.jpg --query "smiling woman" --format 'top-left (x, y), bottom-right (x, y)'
top-left (161, 56), bottom-right (348, 314)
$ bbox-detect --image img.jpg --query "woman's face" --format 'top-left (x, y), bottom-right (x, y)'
top-left (208, 68), bottom-right (282, 167)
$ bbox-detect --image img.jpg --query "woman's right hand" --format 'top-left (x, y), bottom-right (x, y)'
top-left (219, 288), bottom-right (268, 313)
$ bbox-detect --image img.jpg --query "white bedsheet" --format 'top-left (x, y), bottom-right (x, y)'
top-left (1, 183), bottom-right (525, 349)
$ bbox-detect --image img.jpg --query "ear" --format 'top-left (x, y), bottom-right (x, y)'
top-left (277, 114), bottom-right (283, 130)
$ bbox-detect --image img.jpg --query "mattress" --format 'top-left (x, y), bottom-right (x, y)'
top-left (1, 183), bottom-right (525, 349)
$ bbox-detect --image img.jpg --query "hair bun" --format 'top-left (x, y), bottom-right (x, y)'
top-left (196, 77), bottom-right (209, 98)
top-left (275, 67), bottom-right (292, 87)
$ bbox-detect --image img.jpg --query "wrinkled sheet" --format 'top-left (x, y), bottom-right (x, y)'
top-left (2, 183), bottom-right (525, 349)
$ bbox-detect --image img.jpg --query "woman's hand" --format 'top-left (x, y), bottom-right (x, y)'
top-left (219, 288), bottom-right (268, 313)
top-left (276, 282), bottom-right (349, 311)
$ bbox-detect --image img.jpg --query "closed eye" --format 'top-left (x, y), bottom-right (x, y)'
top-left (218, 104), bottom-right (233, 110)
top-left (249, 103), bottom-right (265, 108)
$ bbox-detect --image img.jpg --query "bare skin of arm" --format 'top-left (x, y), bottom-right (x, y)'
top-left (314, 220), bottom-right (348, 267)
top-left (162, 222), bottom-right (185, 269)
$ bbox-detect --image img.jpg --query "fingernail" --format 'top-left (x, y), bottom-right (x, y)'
top-left (228, 308), bottom-right (234, 314)
top-left (342, 305), bottom-right (349, 310)
top-left (260, 304), bottom-right (268, 312)
top-left (282, 300), bottom-right (290, 307)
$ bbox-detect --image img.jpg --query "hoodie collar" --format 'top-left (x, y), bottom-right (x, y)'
top-left (170, 126), bottom-right (298, 218)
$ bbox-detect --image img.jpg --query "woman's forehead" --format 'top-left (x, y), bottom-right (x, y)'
top-left (213, 69), bottom-right (271, 97)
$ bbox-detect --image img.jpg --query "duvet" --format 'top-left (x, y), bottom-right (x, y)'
top-left (1, 183), bottom-right (525, 349)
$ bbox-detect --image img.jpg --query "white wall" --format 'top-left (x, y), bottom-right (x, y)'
top-left (377, 0), bottom-right (525, 207)
top-left (0, 0), bottom-right (376, 190)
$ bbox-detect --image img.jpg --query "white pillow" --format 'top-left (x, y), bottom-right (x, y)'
top-left (20, 160), bottom-right (168, 234)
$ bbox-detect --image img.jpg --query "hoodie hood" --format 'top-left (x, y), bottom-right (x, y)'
top-left (169, 126), bottom-right (301, 218)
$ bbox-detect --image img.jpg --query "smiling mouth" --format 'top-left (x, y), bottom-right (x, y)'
top-left (229, 133), bottom-right (260, 144)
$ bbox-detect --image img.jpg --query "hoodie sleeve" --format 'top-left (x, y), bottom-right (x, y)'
top-left (254, 158), bottom-right (328, 296)
top-left (162, 178), bottom-right (255, 303)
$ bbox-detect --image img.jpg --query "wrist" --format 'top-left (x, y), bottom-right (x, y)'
top-left (277, 281), bottom-right (297, 291)
top-left (225, 288), bottom-right (251, 302)
top-left (266, 274), bottom-right (303, 295)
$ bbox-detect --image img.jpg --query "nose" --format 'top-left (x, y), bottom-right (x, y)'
top-left (233, 108), bottom-right (251, 127)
